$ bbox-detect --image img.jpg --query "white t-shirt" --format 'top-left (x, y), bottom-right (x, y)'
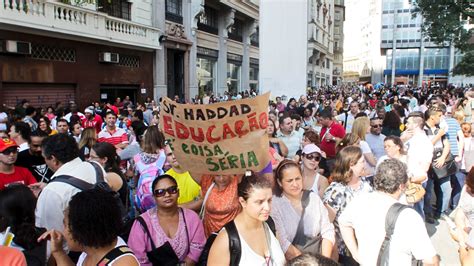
top-left (339, 192), bottom-right (437, 265)
top-left (336, 112), bottom-right (355, 133)
top-left (405, 131), bottom-right (434, 182)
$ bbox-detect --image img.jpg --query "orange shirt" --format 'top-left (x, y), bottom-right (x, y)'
top-left (201, 175), bottom-right (241, 237)
top-left (0, 247), bottom-right (27, 266)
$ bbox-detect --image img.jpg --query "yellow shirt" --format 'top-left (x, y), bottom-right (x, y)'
top-left (165, 168), bottom-right (201, 205)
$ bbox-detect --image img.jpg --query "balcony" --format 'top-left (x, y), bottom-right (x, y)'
top-left (1, 0), bottom-right (161, 50)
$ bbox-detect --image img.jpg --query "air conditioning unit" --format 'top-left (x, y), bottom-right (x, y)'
top-left (0, 40), bottom-right (32, 55)
top-left (99, 52), bottom-right (120, 63)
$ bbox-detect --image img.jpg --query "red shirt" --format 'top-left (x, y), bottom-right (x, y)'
top-left (82, 114), bottom-right (103, 133)
top-left (0, 166), bottom-right (37, 190)
top-left (319, 121), bottom-right (346, 158)
top-left (98, 127), bottom-right (128, 146)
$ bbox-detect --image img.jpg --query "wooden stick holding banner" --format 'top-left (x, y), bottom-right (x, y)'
top-left (159, 93), bottom-right (270, 175)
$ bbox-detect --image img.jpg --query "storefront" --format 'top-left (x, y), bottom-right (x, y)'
top-left (196, 47), bottom-right (218, 97)
top-left (227, 53), bottom-right (242, 95)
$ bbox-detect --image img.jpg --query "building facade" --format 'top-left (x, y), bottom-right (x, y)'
top-left (0, 0), bottom-right (160, 108)
top-left (342, 0), bottom-right (383, 85)
top-left (332, 0), bottom-right (344, 85)
top-left (154, 0), bottom-right (259, 102)
top-left (381, 0), bottom-right (473, 87)
top-left (307, 0), bottom-right (335, 88)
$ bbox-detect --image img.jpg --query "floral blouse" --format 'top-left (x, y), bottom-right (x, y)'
top-left (322, 178), bottom-right (373, 255)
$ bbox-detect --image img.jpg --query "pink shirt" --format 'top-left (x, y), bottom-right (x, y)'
top-left (127, 208), bottom-right (206, 265)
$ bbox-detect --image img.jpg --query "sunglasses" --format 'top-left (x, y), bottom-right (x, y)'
top-left (1, 148), bottom-right (18, 155)
top-left (371, 124), bottom-right (382, 128)
top-left (305, 154), bottom-right (321, 161)
top-left (153, 186), bottom-right (178, 197)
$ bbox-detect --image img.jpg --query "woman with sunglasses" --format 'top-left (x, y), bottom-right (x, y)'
top-left (272, 159), bottom-right (335, 260)
top-left (128, 174), bottom-right (206, 265)
top-left (301, 144), bottom-right (329, 198)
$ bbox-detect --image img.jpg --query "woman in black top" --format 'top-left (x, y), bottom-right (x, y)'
top-left (89, 142), bottom-right (128, 206)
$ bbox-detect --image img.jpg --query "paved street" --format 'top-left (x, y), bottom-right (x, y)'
top-left (428, 220), bottom-right (461, 266)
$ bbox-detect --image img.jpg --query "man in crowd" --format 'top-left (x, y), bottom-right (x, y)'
top-left (336, 101), bottom-right (359, 133)
top-left (15, 130), bottom-right (54, 183)
top-left (402, 112), bottom-right (434, 220)
top-left (275, 96), bottom-right (286, 113)
top-left (365, 117), bottom-right (386, 160)
top-left (98, 110), bottom-right (129, 150)
top-left (339, 159), bottom-right (439, 265)
top-left (56, 119), bottom-right (70, 134)
top-left (23, 106), bottom-right (38, 131)
top-left (82, 106), bottom-right (103, 134)
top-left (36, 134), bottom-right (106, 232)
top-left (424, 106), bottom-right (452, 223)
top-left (9, 121), bottom-right (30, 152)
top-left (164, 145), bottom-right (202, 211)
top-left (0, 138), bottom-right (37, 190)
top-left (319, 109), bottom-right (345, 170)
top-left (64, 103), bottom-right (85, 123)
top-left (277, 113), bottom-right (302, 159)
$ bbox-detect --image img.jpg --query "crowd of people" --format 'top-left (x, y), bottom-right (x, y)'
top-left (0, 84), bottom-right (473, 265)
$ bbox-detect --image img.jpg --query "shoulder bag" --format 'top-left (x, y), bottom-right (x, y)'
top-left (291, 190), bottom-right (322, 256)
top-left (136, 208), bottom-right (189, 266)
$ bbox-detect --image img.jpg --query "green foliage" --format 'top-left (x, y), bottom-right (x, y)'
top-left (414, 0), bottom-right (473, 75)
top-left (453, 50), bottom-right (474, 75)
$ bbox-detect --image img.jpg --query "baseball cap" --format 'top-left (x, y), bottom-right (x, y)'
top-left (302, 144), bottom-right (321, 155)
top-left (0, 138), bottom-right (18, 153)
top-left (84, 107), bottom-right (94, 114)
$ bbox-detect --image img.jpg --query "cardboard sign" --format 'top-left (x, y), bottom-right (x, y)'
top-left (160, 93), bottom-right (270, 175)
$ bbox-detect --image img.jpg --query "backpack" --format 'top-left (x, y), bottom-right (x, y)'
top-left (50, 161), bottom-right (129, 235)
top-left (133, 152), bottom-right (166, 213)
top-left (197, 217), bottom-right (277, 266)
top-left (377, 203), bottom-right (422, 266)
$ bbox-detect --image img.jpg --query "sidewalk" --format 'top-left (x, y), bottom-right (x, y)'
top-left (428, 219), bottom-right (461, 266)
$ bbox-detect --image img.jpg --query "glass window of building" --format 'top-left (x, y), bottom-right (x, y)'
top-left (229, 19), bottom-right (243, 42)
top-left (198, 6), bottom-right (218, 34)
top-left (249, 62), bottom-right (259, 91)
top-left (166, 0), bottom-right (183, 24)
top-left (197, 58), bottom-right (216, 97)
top-left (227, 63), bottom-right (241, 95)
top-left (423, 48), bottom-right (449, 69)
top-left (251, 27), bottom-right (259, 47)
top-left (98, 0), bottom-right (131, 20)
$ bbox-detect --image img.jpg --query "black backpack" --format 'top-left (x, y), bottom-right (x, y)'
top-left (50, 161), bottom-right (130, 236)
top-left (197, 217), bottom-right (277, 266)
top-left (377, 203), bottom-right (422, 266)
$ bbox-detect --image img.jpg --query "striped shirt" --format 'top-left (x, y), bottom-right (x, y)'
top-left (445, 117), bottom-right (461, 156)
top-left (98, 127), bottom-right (128, 146)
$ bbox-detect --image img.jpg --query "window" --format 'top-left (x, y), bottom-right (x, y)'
top-left (197, 57), bottom-right (216, 95)
top-left (229, 19), bottom-right (243, 42)
top-left (198, 6), bottom-right (218, 34)
top-left (98, 0), bottom-right (131, 20)
top-left (251, 27), bottom-right (259, 47)
top-left (166, 0), bottom-right (183, 24)
top-left (227, 63), bottom-right (241, 94)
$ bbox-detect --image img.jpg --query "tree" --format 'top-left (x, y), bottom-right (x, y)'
top-left (414, 0), bottom-right (473, 76)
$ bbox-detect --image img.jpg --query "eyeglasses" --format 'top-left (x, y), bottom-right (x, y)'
top-left (1, 148), bottom-right (18, 155)
top-left (305, 154), bottom-right (321, 161)
top-left (371, 124), bottom-right (382, 128)
top-left (153, 186), bottom-right (178, 197)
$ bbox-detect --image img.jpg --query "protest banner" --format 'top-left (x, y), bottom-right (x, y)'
top-left (159, 93), bottom-right (270, 175)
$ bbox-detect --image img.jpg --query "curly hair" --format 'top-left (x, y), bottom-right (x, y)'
top-left (238, 170), bottom-right (272, 201)
top-left (374, 159), bottom-right (408, 194)
top-left (42, 133), bottom-right (79, 164)
top-left (273, 159), bottom-right (301, 197)
top-left (67, 188), bottom-right (122, 248)
top-left (331, 146), bottom-right (362, 184)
